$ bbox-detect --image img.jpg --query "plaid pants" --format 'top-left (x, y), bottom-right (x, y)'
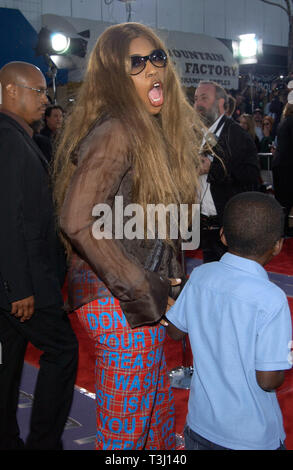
top-left (76, 296), bottom-right (176, 450)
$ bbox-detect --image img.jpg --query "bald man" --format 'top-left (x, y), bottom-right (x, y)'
top-left (0, 62), bottom-right (78, 450)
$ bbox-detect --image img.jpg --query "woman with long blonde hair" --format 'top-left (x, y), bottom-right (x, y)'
top-left (239, 113), bottom-right (260, 151)
top-left (54, 22), bottom-right (202, 450)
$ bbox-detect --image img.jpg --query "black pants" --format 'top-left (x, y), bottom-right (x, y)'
top-left (272, 167), bottom-right (293, 236)
top-left (200, 215), bottom-right (227, 263)
top-left (0, 304), bottom-right (78, 450)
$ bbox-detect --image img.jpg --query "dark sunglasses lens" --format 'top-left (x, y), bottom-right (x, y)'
top-left (130, 56), bottom-right (145, 75)
top-left (150, 49), bottom-right (167, 68)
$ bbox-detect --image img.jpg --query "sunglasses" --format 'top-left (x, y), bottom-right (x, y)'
top-left (130, 49), bottom-right (167, 75)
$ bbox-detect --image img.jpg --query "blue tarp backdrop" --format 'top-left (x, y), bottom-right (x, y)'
top-left (0, 8), bottom-right (68, 85)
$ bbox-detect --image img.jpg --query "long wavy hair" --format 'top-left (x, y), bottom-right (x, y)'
top-left (53, 22), bottom-right (203, 252)
top-left (282, 102), bottom-right (293, 119)
top-left (240, 113), bottom-right (257, 141)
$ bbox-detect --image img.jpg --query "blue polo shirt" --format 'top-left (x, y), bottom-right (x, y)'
top-left (166, 253), bottom-right (292, 450)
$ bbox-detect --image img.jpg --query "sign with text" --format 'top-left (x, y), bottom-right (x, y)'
top-left (161, 31), bottom-right (239, 90)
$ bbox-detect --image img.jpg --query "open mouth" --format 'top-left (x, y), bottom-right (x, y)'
top-left (148, 81), bottom-right (164, 107)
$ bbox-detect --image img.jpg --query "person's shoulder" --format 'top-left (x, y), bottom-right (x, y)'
top-left (227, 117), bottom-right (246, 135)
top-left (189, 261), bottom-right (222, 283)
top-left (243, 272), bottom-right (288, 313)
top-left (0, 112), bottom-right (19, 132)
top-left (87, 116), bottom-right (126, 140)
top-left (40, 126), bottom-right (51, 137)
top-left (34, 133), bottom-right (51, 144)
top-left (76, 116), bottom-right (130, 166)
top-left (265, 277), bottom-right (288, 304)
top-left (254, 278), bottom-right (290, 329)
top-left (86, 116), bottom-right (129, 151)
top-left (221, 116), bottom-right (245, 139)
top-left (228, 118), bottom-right (257, 146)
top-left (0, 115), bottom-right (25, 143)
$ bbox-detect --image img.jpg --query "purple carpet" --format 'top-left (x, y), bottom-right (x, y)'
top-left (18, 362), bottom-right (96, 450)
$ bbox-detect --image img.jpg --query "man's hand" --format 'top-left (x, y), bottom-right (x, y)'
top-left (199, 156), bottom-right (211, 175)
top-left (269, 144), bottom-right (276, 156)
top-left (11, 295), bottom-right (35, 322)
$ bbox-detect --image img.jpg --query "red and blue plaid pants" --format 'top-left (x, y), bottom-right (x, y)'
top-left (76, 296), bottom-right (176, 450)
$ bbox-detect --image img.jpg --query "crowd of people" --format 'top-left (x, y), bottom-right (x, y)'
top-left (225, 83), bottom-right (293, 236)
top-left (0, 22), bottom-right (292, 452)
top-left (227, 93), bottom-right (280, 151)
top-left (226, 80), bottom-right (289, 148)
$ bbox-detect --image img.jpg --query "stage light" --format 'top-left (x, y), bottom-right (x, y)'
top-left (34, 27), bottom-right (89, 103)
top-left (232, 33), bottom-right (263, 113)
top-left (239, 34), bottom-right (257, 59)
top-left (232, 33), bottom-right (262, 65)
top-left (35, 27), bottom-right (88, 58)
top-left (51, 33), bottom-right (70, 54)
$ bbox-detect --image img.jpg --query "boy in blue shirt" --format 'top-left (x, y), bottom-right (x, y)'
top-left (165, 192), bottom-right (292, 450)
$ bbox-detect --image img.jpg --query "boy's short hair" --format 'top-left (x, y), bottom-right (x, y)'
top-left (223, 192), bottom-right (284, 257)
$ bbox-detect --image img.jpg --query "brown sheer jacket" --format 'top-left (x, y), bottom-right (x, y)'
top-left (60, 118), bottom-right (184, 328)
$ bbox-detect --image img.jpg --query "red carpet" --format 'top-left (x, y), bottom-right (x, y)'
top-left (187, 238), bottom-right (293, 276)
top-left (265, 238), bottom-right (293, 275)
top-left (24, 238), bottom-right (293, 448)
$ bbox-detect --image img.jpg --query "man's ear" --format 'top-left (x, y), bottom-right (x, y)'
top-left (5, 83), bottom-right (17, 99)
top-left (220, 227), bottom-right (228, 246)
top-left (272, 238), bottom-right (283, 257)
top-left (218, 97), bottom-right (225, 115)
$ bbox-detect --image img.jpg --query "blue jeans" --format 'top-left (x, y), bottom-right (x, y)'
top-left (184, 425), bottom-right (286, 451)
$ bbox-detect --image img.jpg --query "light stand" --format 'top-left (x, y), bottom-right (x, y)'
top-left (233, 34), bottom-right (262, 112)
top-left (249, 71), bottom-right (254, 113)
top-left (46, 56), bottom-right (58, 104)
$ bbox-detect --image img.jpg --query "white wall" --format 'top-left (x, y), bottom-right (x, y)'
top-left (0, 0), bottom-right (289, 47)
